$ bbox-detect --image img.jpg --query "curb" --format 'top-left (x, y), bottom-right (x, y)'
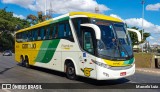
top-left (136, 68), bottom-right (160, 75)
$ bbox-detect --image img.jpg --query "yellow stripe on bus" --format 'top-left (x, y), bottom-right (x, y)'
top-left (103, 59), bottom-right (126, 67)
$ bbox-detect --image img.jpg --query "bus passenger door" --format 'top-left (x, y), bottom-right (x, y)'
top-left (79, 26), bottom-right (96, 79)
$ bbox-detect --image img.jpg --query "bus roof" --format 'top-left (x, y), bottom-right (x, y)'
top-left (69, 12), bottom-right (122, 22)
top-left (16, 12), bottom-right (122, 33)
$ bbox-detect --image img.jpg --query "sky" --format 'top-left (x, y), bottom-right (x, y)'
top-left (0, 0), bottom-right (160, 45)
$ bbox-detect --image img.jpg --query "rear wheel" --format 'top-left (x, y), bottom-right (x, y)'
top-left (66, 62), bottom-right (77, 80)
top-left (20, 56), bottom-right (25, 66)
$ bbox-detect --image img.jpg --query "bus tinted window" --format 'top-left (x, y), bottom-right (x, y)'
top-left (16, 20), bottom-right (73, 42)
top-left (16, 33), bottom-right (22, 42)
top-left (37, 29), bottom-right (41, 40)
top-left (57, 21), bottom-right (73, 41)
top-left (58, 23), bottom-right (65, 38)
top-left (72, 18), bottom-right (90, 37)
top-left (40, 27), bottom-right (45, 40)
top-left (45, 26), bottom-right (50, 40)
top-left (22, 32), bottom-right (28, 42)
top-left (66, 23), bottom-right (71, 38)
top-left (28, 31), bottom-right (33, 41)
top-left (33, 30), bottom-right (38, 41)
top-left (50, 25), bottom-right (56, 39)
top-left (72, 18), bottom-right (89, 43)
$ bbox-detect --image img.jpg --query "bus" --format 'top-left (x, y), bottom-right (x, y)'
top-left (15, 12), bottom-right (140, 80)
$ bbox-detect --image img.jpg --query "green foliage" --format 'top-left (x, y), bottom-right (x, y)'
top-left (0, 32), bottom-right (14, 51)
top-left (0, 8), bottom-right (30, 51)
top-left (0, 9), bottom-right (30, 32)
top-left (129, 27), bottom-right (150, 47)
top-left (27, 11), bottom-right (52, 25)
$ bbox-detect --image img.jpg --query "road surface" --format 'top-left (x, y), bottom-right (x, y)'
top-left (0, 54), bottom-right (160, 92)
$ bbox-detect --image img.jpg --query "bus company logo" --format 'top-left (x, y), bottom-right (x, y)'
top-left (61, 44), bottom-right (73, 50)
top-left (22, 43), bottom-right (36, 49)
top-left (81, 68), bottom-right (93, 77)
top-left (2, 84), bottom-right (11, 89)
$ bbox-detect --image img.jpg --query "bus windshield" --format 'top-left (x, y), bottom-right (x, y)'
top-left (91, 19), bottom-right (133, 60)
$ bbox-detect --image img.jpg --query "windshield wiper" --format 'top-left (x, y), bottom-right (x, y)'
top-left (116, 39), bottom-right (130, 58)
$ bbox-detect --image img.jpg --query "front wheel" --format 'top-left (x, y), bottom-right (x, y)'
top-left (66, 63), bottom-right (77, 80)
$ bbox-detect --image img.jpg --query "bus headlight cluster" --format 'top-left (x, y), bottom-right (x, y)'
top-left (91, 59), bottom-right (110, 69)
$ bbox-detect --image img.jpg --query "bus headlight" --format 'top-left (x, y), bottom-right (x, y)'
top-left (91, 59), bottom-right (111, 69)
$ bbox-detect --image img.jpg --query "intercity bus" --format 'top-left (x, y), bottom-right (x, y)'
top-left (15, 12), bottom-right (140, 80)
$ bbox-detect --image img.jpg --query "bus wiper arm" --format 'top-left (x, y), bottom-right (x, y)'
top-left (116, 39), bottom-right (130, 58)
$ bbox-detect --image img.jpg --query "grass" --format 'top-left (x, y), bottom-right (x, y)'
top-left (134, 52), bottom-right (153, 68)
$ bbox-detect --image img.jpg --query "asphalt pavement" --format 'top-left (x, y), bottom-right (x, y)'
top-left (0, 54), bottom-right (160, 92)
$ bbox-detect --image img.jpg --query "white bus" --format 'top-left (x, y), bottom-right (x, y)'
top-left (15, 12), bottom-right (141, 80)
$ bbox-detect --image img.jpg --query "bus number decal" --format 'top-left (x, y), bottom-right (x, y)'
top-left (81, 68), bottom-right (93, 77)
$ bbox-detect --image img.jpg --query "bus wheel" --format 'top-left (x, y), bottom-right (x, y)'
top-left (66, 62), bottom-right (77, 80)
top-left (155, 59), bottom-right (160, 68)
top-left (20, 56), bottom-right (25, 66)
top-left (24, 56), bottom-right (30, 68)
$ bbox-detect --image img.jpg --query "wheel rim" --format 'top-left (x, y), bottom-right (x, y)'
top-left (25, 58), bottom-right (29, 68)
top-left (68, 67), bottom-right (75, 75)
top-left (20, 57), bottom-right (24, 65)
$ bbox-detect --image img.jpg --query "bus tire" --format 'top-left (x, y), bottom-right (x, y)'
top-left (155, 59), bottom-right (160, 68)
top-left (24, 56), bottom-right (30, 68)
top-left (66, 62), bottom-right (77, 80)
top-left (20, 55), bottom-right (25, 66)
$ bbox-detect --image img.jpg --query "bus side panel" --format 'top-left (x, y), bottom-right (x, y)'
top-left (60, 39), bottom-right (80, 74)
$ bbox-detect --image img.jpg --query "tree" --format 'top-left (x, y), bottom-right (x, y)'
top-left (0, 9), bottom-right (30, 32)
top-left (0, 8), bottom-right (30, 51)
top-left (27, 14), bottom-right (37, 25)
top-left (0, 32), bottom-right (14, 51)
top-left (27, 11), bottom-right (52, 25)
top-left (129, 26), bottom-right (150, 46)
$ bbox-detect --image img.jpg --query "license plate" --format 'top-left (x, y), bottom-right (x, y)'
top-left (120, 72), bottom-right (126, 76)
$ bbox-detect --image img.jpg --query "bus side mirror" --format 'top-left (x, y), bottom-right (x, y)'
top-left (80, 23), bottom-right (101, 40)
top-left (127, 28), bottom-right (142, 42)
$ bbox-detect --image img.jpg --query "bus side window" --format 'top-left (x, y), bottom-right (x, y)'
top-left (37, 28), bottom-right (41, 40)
top-left (32, 30), bottom-right (35, 41)
top-left (40, 27), bottom-right (45, 40)
top-left (43, 27), bottom-right (46, 40)
top-left (58, 23), bottom-right (65, 38)
top-left (32, 31), bottom-right (34, 41)
top-left (22, 32), bottom-right (28, 42)
top-left (21, 32), bottom-right (25, 42)
top-left (17, 33), bottom-right (22, 42)
top-left (66, 23), bottom-right (72, 38)
top-left (50, 25), bottom-right (56, 39)
top-left (28, 31), bottom-right (32, 41)
top-left (25, 32), bottom-right (28, 42)
top-left (49, 25), bottom-right (53, 39)
top-left (54, 25), bottom-right (58, 38)
top-left (33, 30), bottom-right (38, 41)
top-left (45, 26), bottom-right (50, 40)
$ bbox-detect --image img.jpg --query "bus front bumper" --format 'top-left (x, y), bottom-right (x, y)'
top-left (96, 64), bottom-right (135, 80)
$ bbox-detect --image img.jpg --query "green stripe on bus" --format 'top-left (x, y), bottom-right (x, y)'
top-left (124, 58), bottom-right (134, 65)
top-left (35, 39), bottom-right (60, 63)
